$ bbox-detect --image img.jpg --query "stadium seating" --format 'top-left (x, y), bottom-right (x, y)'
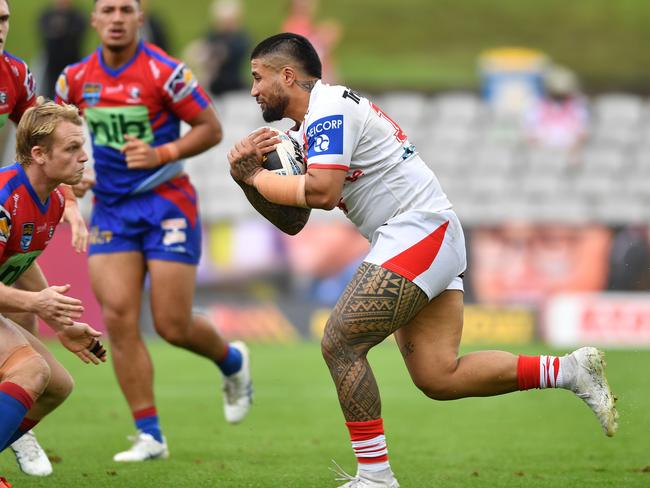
top-left (2, 90), bottom-right (646, 225)
top-left (181, 90), bottom-right (650, 225)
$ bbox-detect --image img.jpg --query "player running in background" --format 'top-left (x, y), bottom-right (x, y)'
top-left (0, 99), bottom-right (107, 487)
top-left (56, 0), bottom-right (253, 462)
top-left (0, 0), bottom-right (89, 475)
top-left (228, 33), bottom-right (618, 488)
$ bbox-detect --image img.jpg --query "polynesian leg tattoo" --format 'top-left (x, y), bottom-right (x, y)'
top-left (321, 262), bottom-right (429, 421)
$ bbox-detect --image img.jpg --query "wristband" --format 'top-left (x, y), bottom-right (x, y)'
top-left (155, 143), bottom-right (180, 164)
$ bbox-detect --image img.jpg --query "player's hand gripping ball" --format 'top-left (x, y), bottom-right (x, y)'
top-left (261, 127), bottom-right (306, 176)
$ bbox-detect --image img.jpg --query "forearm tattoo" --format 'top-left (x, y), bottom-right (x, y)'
top-left (295, 79), bottom-right (317, 92)
top-left (234, 154), bottom-right (264, 184)
top-left (238, 181), bottom-right (310, 235)
top-left (322, 262), bottom-right (428, 421)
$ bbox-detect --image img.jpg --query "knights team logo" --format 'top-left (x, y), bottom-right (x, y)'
top-left (20, 223), bottom-right (34, 251)
top-left (82, 83), bottom-right (103, 106)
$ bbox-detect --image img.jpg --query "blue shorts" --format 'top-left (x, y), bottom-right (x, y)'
top-left (89, 175), bottom-right (202, 264)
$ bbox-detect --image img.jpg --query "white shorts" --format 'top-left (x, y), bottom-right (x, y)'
top-left (364, 208), bottom-right (467, 300)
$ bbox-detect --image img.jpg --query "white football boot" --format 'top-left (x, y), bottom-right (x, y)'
top-left (10, 430), bottom-right (53, 476)
top-left (569, 347), bottom-right (619, 436)
top-left (113, 433), bottom-right (169, 462)
top-left (222, 341), bottom-right (253, 424)
top-left (332, 462), bottom-right (400, 488)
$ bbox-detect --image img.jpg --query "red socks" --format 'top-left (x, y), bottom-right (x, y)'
top-left (345, 418), bottom-right (390, 473)
top-left (518, 355), bottom-right (563, 390)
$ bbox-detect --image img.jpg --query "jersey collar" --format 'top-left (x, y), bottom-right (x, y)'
top-left (15, 163), bottom-right (50, 214)
top-left (98, 40), bottom-right (144, 78)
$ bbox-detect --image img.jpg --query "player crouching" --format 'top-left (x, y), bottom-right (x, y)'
top-left (0, 100), bottom-right (107, 484)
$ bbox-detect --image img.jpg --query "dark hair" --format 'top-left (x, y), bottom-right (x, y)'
top-left (251, 33), bottom-right (322, 79)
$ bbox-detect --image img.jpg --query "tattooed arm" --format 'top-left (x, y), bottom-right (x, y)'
top-left (235, 179), bottom-right (310, 235)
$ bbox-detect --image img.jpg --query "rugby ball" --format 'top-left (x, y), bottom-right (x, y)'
top-left (261, 127), bottom-right (306, 176)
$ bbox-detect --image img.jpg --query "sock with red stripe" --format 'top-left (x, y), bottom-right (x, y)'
top-left (517, 354), bottom-right (577, 390)
top-left (215, 343), bottom-right (242, 377)
top-left (0, 382), bottom-right (34, 452)
top-left (134, 406), bottom-right (163, 443)
top-left (346, 418), bottom-right (392, 474)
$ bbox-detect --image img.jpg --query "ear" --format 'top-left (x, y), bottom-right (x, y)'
top-left (30, 146), bottom-right (47, 166)
top-left (90, 10), bottom-right (97, 30)
top-left (281, 66), bottom-right (297, 86)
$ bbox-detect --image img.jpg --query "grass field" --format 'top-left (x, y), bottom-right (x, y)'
top-left (0, 341), bottom-right (648, 487)
top-left (7, 0), bottom-right (650, 91)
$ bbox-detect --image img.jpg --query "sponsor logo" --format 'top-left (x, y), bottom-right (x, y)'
top-left (85, 105), bottom-right (154, 150)
top-left (24, 67), bottom-right (36, 101)
top-left (105, 84), bottom-right (124, 94)
top-left (0, 251), bottom-right (41, 286)
top-left (161, 218), bottom-right (187, 246)
top-left (48, 226), bottom-right (55, 239)
top-left (164, 64), bottom-right (198, 103)
top-left (306, 115), bottom-right (344, 158)
top-left (0, 206), bottom-right (11, 244)
top-left (55, 73), bottom-right (69, 101)
top-left (82, 83), bottom-right (103, 106)
top-left (12, 194), bottom-right (18, 216)
top-left (20, 222), bottom-right (34, 251)
top-left (0, 91), bottom-right (7, 105)
top-left (148, 59), bottom-right (161, 79)
top-left (89, 226), bottom-right (113, 245)
top-left (127, 84), bottom-right (142, 103)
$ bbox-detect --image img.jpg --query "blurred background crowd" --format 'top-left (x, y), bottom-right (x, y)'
top-left (3, 0), bottom-right (649, 348)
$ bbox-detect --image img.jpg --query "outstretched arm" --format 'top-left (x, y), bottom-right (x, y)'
top-left (235, 179), bottom-right (310, 236)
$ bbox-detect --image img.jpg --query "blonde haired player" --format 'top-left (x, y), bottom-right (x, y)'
top-left (228, 33), bottom-right (618, 487)
top-left (0, 0), bottom-right (90, 476)
top-left (0, 99), bottom-right (107, 487)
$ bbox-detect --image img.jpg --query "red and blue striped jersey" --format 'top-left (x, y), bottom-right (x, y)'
top-left (55, 41), bottom-right (211, 204)
top-left (0, 163), bottom-right (64, 285)
top-left (0, 51), bottom-right (37, 129)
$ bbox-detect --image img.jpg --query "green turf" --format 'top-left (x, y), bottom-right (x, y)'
top-left (6, 0), bottom-right (650, 92)
top-left (0, 341), bottom-right (648, 487)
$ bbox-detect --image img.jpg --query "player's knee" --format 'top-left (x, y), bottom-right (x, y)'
top-left (39, 368), bottom-right (74, 409)
top-left (5, 353), bottom-right (51, 399)
top-left (49, 368), bottom-right (74, 402)
top-left (321, 317), bottom-right (370, 366)
top-left (102, 306), bottom-right (140, 335)
top-left (155, 323), bottom-right (190, 348)
top-left (411, 362), bottom-right (460, 401)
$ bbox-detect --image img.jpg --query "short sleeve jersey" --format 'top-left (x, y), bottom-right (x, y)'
top-left (0, 163), bottom-right (65, 286)
top-left (0, 52), bottom-right (37, 129)
top-left (294, 81), bottom-right (452, 240)
top-left (55, 41), bottom-right (211, 204)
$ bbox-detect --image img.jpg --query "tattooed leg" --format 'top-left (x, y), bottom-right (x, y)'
top-left (321, 262), bottom-right (428, 421)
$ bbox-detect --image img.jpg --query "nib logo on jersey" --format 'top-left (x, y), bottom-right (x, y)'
top-left (84, 106), bottom-right (154, 151)
top-left (306, 115), bottom-right (344, 158)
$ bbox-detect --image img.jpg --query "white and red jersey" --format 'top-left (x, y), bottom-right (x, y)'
top-left (293, 80), bottom-right (452, 240)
